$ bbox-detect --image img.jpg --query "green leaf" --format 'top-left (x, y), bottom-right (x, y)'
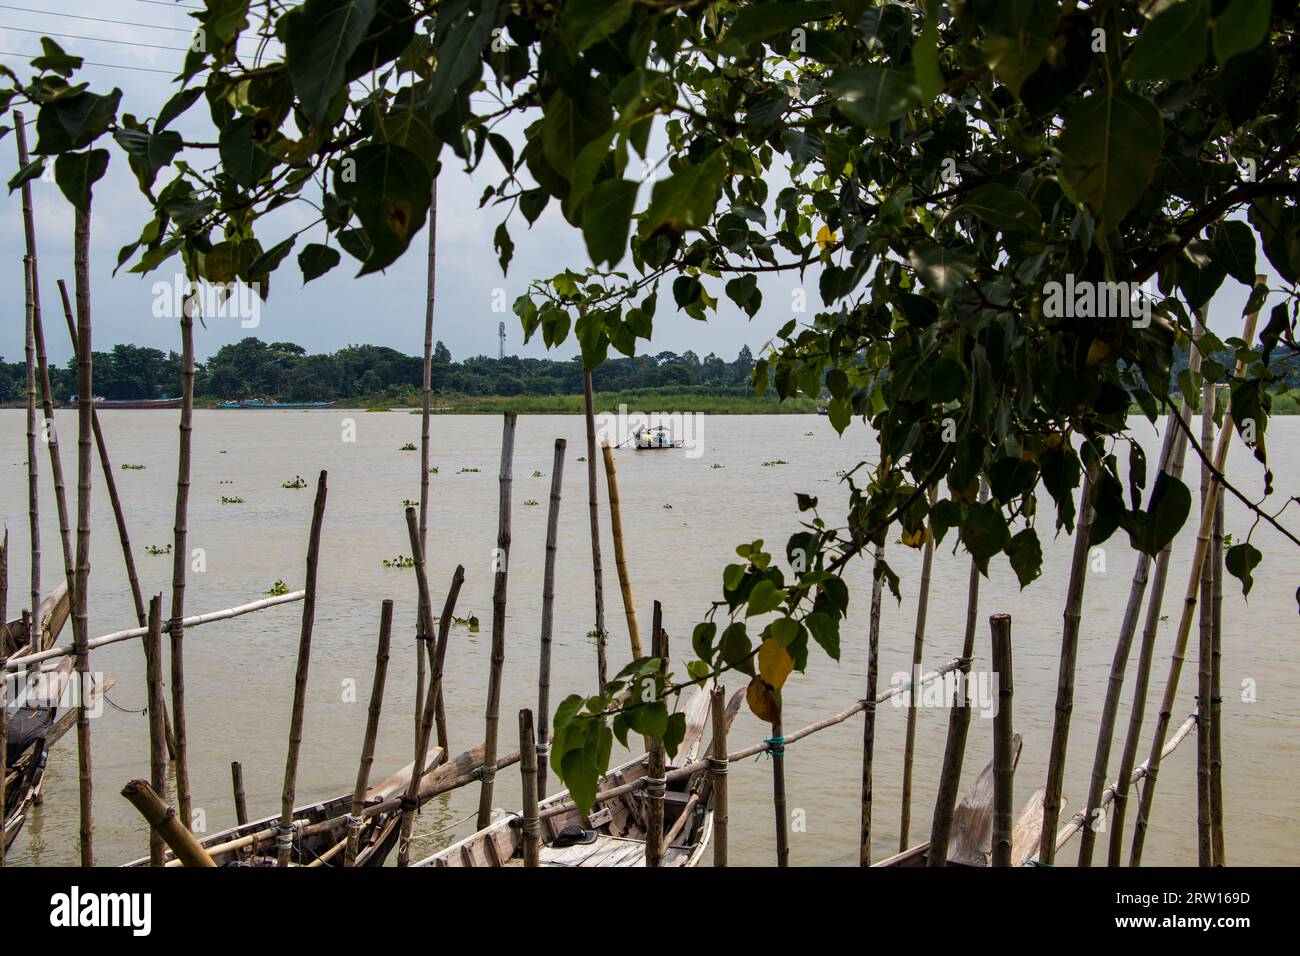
top-left (278, 0), bottom-right (378, 128)
top-left (1126, 0), bottom-right (1209, 80)
top-left (805, 611), bottom-right (840, 661)
top-left (963, 182), bottom-right (1041, 233)
top-left (581, 178), bottom-right (638, 268)
top-left (960, 502), bottom-right (1010, 573)
top-left (156, 87), bottom-right (203, 132)
top-left (8, 159), bottom-right (45, 193)
top-left (1006, 527), bottom-right (1043, 588)
top-left (908, 242), bottom-right (976, 296)
top-left (913, 0), bottom-right (943, 101)
top-left (745, 579), bottom-right (786, 618)
top-left (564, 0), bottom-right (633, 50)
top-left (298, 243), bottom-right (340, 283)
top-left (826, 66), bottom-right (921, 129)
top-left (31, 38), bottom-right (82, 77)
top-left (113, 127), bottom-right (182, 193)
top-left (542, 88), bottom-right (611, 183)
top-left (34, 89), bottom-right (122, 154)
top-left (1213, 0), bottom-right (1272, 65)
top-left (1212, 220), bottom-right (1257, 285)
top-left (333, 143), bottom-right (432, 275)
top-left (493, 221), bottom-right (514, 274)
top-left (728, 1), bottom-right (835, 44)
top-left (1131, 472), bottom-right (1191, 556)
top-left (1224, 542), bottom-right (1262, 597)
top-left (423, 8), bottom-right (495, 122)
top-left (642, 150), bottom-right (726, 237)
top-left (53, 149), bottom-right (109, 212)
top-left (1057, 89), bottom-right (1163, 234)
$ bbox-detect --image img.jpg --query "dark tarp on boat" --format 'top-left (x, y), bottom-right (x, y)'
top-left (5, 705), bottom-right (54, 768)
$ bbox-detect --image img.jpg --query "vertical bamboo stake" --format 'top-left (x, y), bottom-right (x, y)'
top-left (1038, 467), bottom-right (1096, 865)
top-left (1109, 349), bottom-right (1201, 865)
top-left (1, 667), bottom-right (7, 866)
top-left (277, 470), bottom-right (328, 867)
top-left (346, 599), bottom-right (393, 867)
top-left (601, 442), bottom-right (644, 661)
top-left (1078, 415), bottom-right (1182, 866)
top-left (644, 601), bottom-right (667, 867)
top-left (413, 630), bottom-right (426, 765)
top-left (537, 438), bottom-right (566, 797)
top-left (145, 594), bottom-right (167, 865)
top-left (990, 613), bottom-right (1014, 868)
top-left (1196, 364), bottom-right (1216, 867)
top-left (1130, 288), bottom-right (1262, 866)
top-left (59, 279), bottom-right (176, 758)
top-left (169, 285), bottom-right (197, 830)
top-left (16, 118), bottom-right (76, 632)
top-left (1209, 490), bottom-right (1226, 866)
top-left (771, 714), bottom-right (789, 867)
top-left (859, 541), bottom-right (886, 866)
top-left (709, 685), bottom-right (728, 868)
top-left (231, 762), bottom-right (248, 826)
top-left (476, 412), bottom-right (516, 830)
top-left (397, 511), bottom-right (463, 865)
top-left (1, 527), bottom-right (8, 627)
top-left (519, 709), bottom-right (541, 867)
top-left (582, 370), bottom-right (608, 691)
top-left (927, 484), bottom-right (986, 865)
top-left (23, 256), bottom-right (39, 656)
top-left (72, 206), bottom-right (95, 867)
top-left (900, 485), bottom-right (938, 851)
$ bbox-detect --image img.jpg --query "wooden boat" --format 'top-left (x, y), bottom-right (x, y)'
top-left (216, 398), bottom-right (336, 409)
top-left (68, 396), bottom-right (182, 409)
top-left (633, 425), bottom-right (678, 450)
top-left (416, 683), bottom-right (739, 867)
top-left (4, 584), bottom-right (78, 852)
top-left (124, 745), bottom-right (446, 867)
top-left (873, 734), bottom-right (1057, 867)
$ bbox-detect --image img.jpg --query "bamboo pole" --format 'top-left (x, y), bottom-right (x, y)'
top-left (23, 255), bottom-right (39, 657)
top-left (231, 762), bottom-right (248, 826)
top-left (771, 711), bottom-right (789, 866)
top-left (1196, 363), bottom-right (1216, 867)
top-left (72, 206), bottom-right (95, 867)
top-left (1078, 414), bottom-right (1183, 866)
top-left (710, 685), bottom-right (728, 867)
top-left (519, 708), bottom-right (541, 867)
top-left (1130, 290), bottom-right (1262, 866)
top-left (1038, 467), bottom-right (1096, 864)
top-left (859, 541), bottom-right (886, 866)
top-left (57, 279), bottom-right (177, 758)
top-left (990, 614), bottom-right (1014, 867)
top-left (145, 594), bottom-right (168, 865)
top-left (397, 510), bottom-right (463, 865)
top-left (537, 438), bottom-right (566, 797)
top-left (121, 780), bottom-right (217, 867)
top-left (15, 118), bottom-right (76, 645)
top-left (644, 602), bottom-right (667, 867)
top-left (601, 442), bottom-right (644, 661)
top-left (4, 591), bottom-right (305, 673)
top-left (1, 669), bottom-right (7, 867)
top-left (347, 599), bottom-right (393, 867)
top-left (1, 527), bottom-right (8, 626)
top-left (900, 485), bottom-right (938, 851)
top-left (582, 369), bottom-right (608, 691)
top-left (1209, 490), bottom-right (1226, 866)
top-left (277, 470), bottom-right (328, 867)
top-left (1109, 371), bottom-right (1200, 867)
top-left (927, 484), bottom-right (986, 865)
top-left (414, 620), bottom-right (426, 765)
top-left (169, 284), bottom-right (198, 830)
top-left (476, 412), bottom-right (516, 830)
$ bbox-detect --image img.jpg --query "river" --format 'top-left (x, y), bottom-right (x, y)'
top-left (2, 410), bottom-right (1296, 865)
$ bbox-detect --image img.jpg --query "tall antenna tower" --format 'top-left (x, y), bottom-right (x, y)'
top-left (498, 321), bottom-right (506, 360)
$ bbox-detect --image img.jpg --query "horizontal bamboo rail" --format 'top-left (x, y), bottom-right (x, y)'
top-left (3, 591), bottom-right (305, 672)
top-left (531, 658), bottom-right (965, 824)
top-left (1040, 714), bottom-right (1198, 859)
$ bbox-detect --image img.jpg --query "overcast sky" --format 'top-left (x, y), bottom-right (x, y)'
top-left (0, 1), bottom-right (1278, 368)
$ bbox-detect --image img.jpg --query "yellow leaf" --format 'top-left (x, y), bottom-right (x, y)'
top-left (757, 637), bottom-right (794, 690)
top-left (1086, 338), bottom-right (1111, 365)
top-left (816, 224), bottom-right (836, 250)
top-left (900, 526), bottom-right (927, 548)
top-left (746, 675), bottom-right (781, 723)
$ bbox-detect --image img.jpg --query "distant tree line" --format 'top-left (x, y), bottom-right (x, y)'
top-left (0, 338), bottom-right (761, 403)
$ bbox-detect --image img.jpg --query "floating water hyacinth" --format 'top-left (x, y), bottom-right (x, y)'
top-left (220, 496), bottom-right (244, 504)
top-left (121, 463), bottom-right (145, 470)
top-left (400, 442), bottom-right (417, 451)
top-left (144, 544), bottom-right (171, 556)
top-left (282, 475), bottom-right (307, 488)
top-left (266, 579), bottom-right (289, 596)
top-left (383, 555), bottom-right (414, 569)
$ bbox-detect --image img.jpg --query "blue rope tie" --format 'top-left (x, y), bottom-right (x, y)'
top-left (757, 736), bottom-right (786, 760)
